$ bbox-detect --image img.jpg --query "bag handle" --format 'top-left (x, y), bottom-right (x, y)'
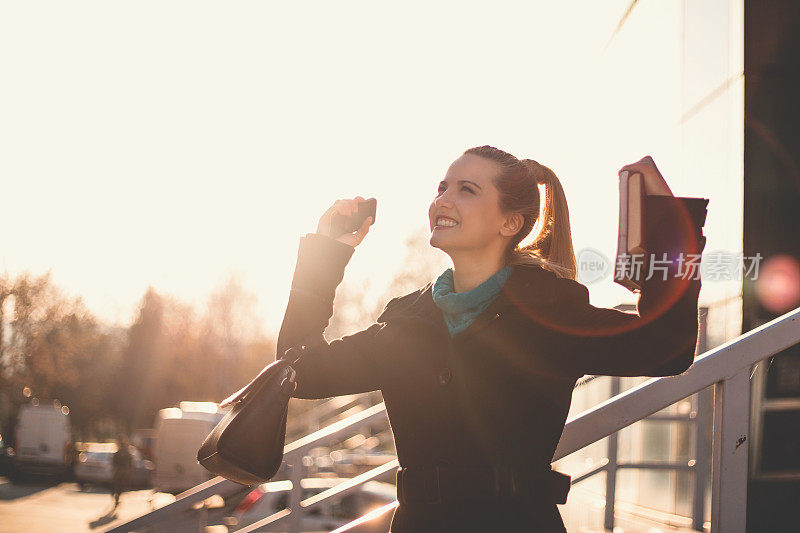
top-left (219, 345), bottom-right (307, 407)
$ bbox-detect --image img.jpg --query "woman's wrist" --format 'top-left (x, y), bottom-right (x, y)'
top-left (309, 232), bottom-right (356, 249)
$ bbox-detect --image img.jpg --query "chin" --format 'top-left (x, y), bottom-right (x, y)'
top-left (429, 233), bottom-right (453, 254)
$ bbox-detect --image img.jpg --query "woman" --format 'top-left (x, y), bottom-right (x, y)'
top-left (277, 145), bottom-right (706, 532)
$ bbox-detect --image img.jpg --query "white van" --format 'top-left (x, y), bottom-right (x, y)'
top-left (14, 401), bottom-right (73, 479)
top-left (153, 401), bottom-right (226, 493)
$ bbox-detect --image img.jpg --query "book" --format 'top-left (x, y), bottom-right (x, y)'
top-left (616, 169), bottom-right (650, 292)
top-left (626, 171), bottom-right (645, 257)
top-left (615, 155), bottom-right (708, 292)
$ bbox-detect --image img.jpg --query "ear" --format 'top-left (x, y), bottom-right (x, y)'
top-left (501, 213), bottom-right (525, 237)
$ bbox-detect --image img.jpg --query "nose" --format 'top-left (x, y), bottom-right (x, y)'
top-left (434, 189), bottom-right (454, 209)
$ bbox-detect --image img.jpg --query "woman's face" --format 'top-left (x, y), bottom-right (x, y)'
top-left (428, 153), bottom-right (521, 258)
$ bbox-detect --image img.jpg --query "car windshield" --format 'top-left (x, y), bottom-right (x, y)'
top-left (83, 451), bottom-right (113, 462)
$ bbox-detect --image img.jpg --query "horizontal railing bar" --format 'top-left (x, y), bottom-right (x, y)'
top-left (641, 413), bottom-right (695, 421)
top-left (284, 402), bottom-right (388, 457)
top-left (331, 501), bottom-right (400, 533)
top-left (100, 476), bottom-right (244, 532)
top-left (235, 459), bottom-right (400, 533)
top-left (760, 398), bottom-right (800, 410)
top-left (572, 486), bottom-right (700, 530)
top-left (555, 306), bottom-right (800, 461)
top-left (302, 460), bottom-right (398, 508)
top-left (570, 461), bottom-right (609, 484)
top-left (287, 394), bottom-right (363, 433)
top-left (616, 461), bottom-right (695, 470)
top-left (569, 459), bottom-right (696, 482)
top-left (601, 492), bottom-right (698, 530)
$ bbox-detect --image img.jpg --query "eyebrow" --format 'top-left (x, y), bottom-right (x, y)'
top-left (439, 179), bottom-right (482, 190)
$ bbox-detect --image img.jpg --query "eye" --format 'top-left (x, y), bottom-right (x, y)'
top-left (437, 184), bottom-right (474, 194)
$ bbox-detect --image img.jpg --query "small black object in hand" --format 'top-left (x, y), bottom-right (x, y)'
top-left (328, 198), bottom-right (377, 239)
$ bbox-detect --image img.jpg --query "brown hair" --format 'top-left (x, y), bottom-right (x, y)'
top-left (463, 145), bottom-right (577, 280)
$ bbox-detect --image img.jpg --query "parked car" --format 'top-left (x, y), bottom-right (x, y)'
top-left (74, 442), bottom-right (153, 490)
top-left (232, 477), bottom-right (397, 532)
top-left (12, 401), bottom-right (72, 480)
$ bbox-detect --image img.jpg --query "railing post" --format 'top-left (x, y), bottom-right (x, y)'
top-left (604, 376), bottom-right (620, 531)
top-left (693, 385), bottom-right (713, 530)
top-left (710, 367), bottom-right (750, 533)
top-left (691, 309), bottom-right (710, 531)
top-left (288, 455), bottom-right (305, 533)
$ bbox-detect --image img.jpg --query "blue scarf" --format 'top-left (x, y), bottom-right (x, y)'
top-left (432, 264), bottom-right (514, 337)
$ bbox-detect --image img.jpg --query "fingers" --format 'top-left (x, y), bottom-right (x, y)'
top-left (619, 157), bottom-right (655, 175)
top-left (348, 197), bottom-right (365, 214)
top-left (333, 199), bottom-right (351, 216)
top-left (352, 215), bottom-right (373, 245)
top-left (332, 197), bottom-right (365, 216)
top-left (334, 215), bottom-right (372, 247)
top-left (619, 164), bottom-right (645, 175)
top-left (321, 196), bottom-right (369, 242)
top-left (360, 215), bottom-right (373, 233)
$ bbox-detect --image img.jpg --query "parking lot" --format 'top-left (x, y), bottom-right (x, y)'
top-left (0, 476), bottom-right (169, 532)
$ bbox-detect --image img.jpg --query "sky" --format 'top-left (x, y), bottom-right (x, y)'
top-left (1, 1), bottom-right (696, 338)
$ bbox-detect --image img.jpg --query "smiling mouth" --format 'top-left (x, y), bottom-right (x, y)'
top-left (434, 216), bottom-right (459, 229)
top-left (434, 221), bottom-right (459, 230)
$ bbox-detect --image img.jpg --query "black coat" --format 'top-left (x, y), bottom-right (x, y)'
top-left (277, 202), bottom-right (705, 532)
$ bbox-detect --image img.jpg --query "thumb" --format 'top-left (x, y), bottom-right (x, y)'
top-left (354, 216), bottom-right (373, 242)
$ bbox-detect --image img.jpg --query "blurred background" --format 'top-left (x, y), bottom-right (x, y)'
top-left (1, 1), bottom-right (798, 532)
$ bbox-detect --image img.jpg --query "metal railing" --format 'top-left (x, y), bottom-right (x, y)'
top-left (564, 376), bottom-right (711, 531)
top-left (102, 403), bottom-right (393, 533)
top-left (553, 305), bottom-right (799, 533)
top-left (561, 304), bottom-right (712, 531)
top-left (103, 305), bottom-right (800, 533)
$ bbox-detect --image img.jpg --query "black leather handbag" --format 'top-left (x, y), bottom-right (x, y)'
top-left (196, 345), bottom-right (306, 485)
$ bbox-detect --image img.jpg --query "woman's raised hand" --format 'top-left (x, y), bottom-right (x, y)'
top-left (316, 196), bottom-right (374, 248)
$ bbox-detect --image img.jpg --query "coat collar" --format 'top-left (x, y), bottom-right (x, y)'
top-left (381, 263), bottom-right (560, 330)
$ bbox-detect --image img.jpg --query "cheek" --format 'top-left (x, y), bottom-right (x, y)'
top-left (460, 203), bottom-right (482, 226)
top-left (462, 204), bottom-right (497, 235)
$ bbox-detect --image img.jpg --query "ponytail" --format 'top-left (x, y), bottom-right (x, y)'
top-left (513, 159), bottom-right (577, 280)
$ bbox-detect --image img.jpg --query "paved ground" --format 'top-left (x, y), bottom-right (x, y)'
top-left (0, 476), bottom-right (172, 533)
top-left (0, 475), bottom-right (706, 532)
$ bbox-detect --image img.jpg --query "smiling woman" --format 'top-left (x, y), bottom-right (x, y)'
top-left (276, 144), bottom-right (706, 533)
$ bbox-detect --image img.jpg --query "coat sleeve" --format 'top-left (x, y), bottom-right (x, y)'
top-left (276, 232), bottom-right (398, 399)
top-left (556, 196), bottom-right (707, 377)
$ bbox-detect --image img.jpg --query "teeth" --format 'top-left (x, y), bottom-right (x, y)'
top-left (436, 218), bottom-right (458, 227)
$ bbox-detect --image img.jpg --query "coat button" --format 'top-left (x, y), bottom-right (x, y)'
top-left (438, 367), bottom-right (452, 385)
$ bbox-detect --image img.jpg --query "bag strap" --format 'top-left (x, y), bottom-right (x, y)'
top-left (281, 344), bottom-right (308, 366)
top-left (219, 345), bottom-right (307, 407)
